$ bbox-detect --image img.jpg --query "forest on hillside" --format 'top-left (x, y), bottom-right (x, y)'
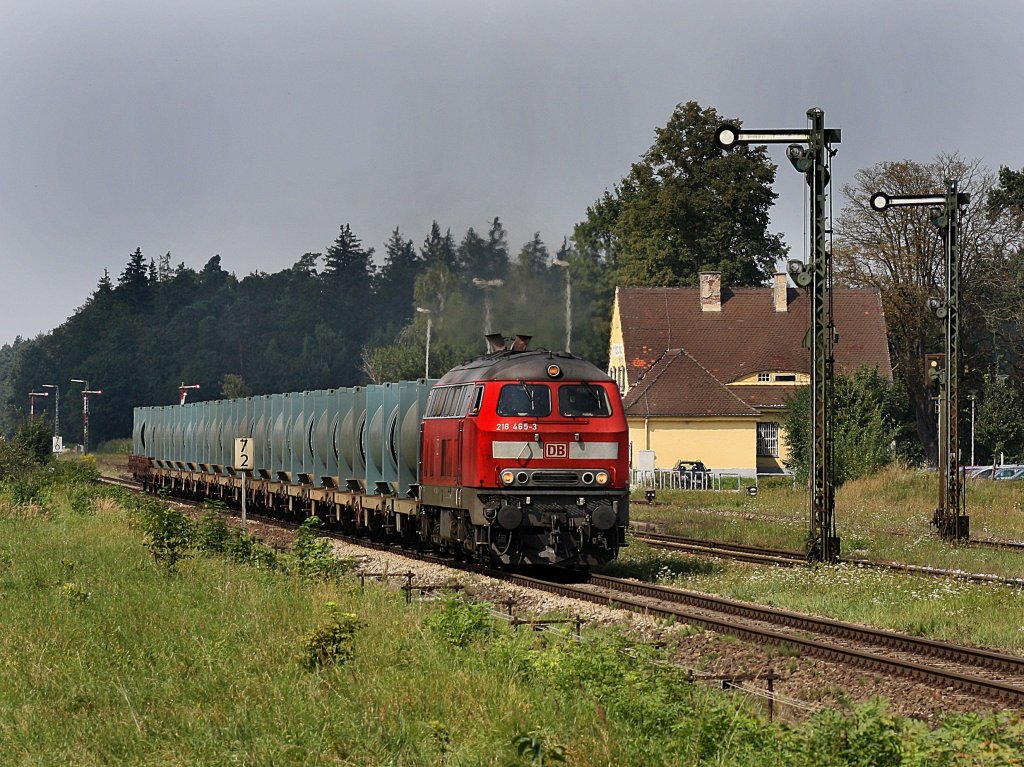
top-left (3, 101), bottom-right (1024, 459)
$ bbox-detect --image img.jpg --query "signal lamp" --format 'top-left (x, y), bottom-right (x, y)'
top-left (870, 193), bottom-right (890, 211)
top-left (927, 297), bottom-right (948, 319)
top-left (500, 470), bottom-right (516, 485)
top-left (595, 471), bottom-right (610, 485)
top-left (787, 259), bottom-right (812, 287)
top-left (714, 124), bottom-right (739, 148)
top-left (786, 144), bottom-right (812, 173)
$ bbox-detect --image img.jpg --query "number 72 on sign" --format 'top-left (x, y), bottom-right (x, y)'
top-left (234, 438), bottom-right (254, 471)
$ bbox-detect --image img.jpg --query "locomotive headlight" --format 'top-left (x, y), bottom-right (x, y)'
top-left (595, 471), bottom-right (610, 485)
top-left (500, 470), bottom-right (516, 485)
top-left (546, 364), bottom-right (562, 378)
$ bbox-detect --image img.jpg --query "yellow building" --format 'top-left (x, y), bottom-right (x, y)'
top-left (610, 273), bottom-right (891, 477)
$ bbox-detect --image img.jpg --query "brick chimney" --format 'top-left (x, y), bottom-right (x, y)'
top-left (773, 272), bottom-right (789, 312)
top-left (699, 272), bottom-right (721, 312)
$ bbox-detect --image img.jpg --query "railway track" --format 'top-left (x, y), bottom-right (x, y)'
top-left (100, 475), bottom-right (1024, 706)
top-left (631, 530), bottom-right (1024, 588)
top-left (502, 572), bottom-right (1024, 706)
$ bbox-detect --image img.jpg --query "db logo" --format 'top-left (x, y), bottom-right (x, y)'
top-left (544, 443), bottom-right (568, 459)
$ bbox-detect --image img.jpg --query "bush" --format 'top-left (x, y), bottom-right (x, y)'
top-left (423, 593), bottom-right (491, 647)
top-left (784, 368), bottom-right (911, 485)
top-left (292, 516), bottom-right (353, 580)
top-left (195, 510), bottom-right (231, 553)
top-left (511, 731), bottom-right (567, 766)
top-left (800, 699), bottom-right (904, 766)
top-left (298, 604), bottom-right (365, 670)
top-left (139, 501), bottom-right (193, 573)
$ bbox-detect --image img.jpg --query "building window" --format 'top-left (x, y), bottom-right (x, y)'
top-left (774, 373), bottom-right (796, 382)
top-left (757, 422), bottom-right (779, 457)
top-left (757, 372), bottom-right (771, 382)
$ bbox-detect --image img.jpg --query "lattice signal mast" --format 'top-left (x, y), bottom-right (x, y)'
top-left (870, 181), bottom-right (970, 540)
top-left (716, 108), bottom-right (842, 562)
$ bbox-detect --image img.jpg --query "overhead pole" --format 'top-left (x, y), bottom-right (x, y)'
top-left (869, 180), bottom-right (970, 540)
top-left (715, 108), bottom-right (842, 562)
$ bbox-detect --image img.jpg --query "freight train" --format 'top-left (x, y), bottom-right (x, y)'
top-left (129, 335), bottom-right (630, 568)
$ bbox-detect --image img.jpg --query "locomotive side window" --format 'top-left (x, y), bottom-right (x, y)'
top-left (425, 388), bottom-right (442, 417)
top-left (558, 384), bottom-right (612, 417)
top-left (496, 383), bottom-right (551, 417)
top-left (439, 387), bottom-right (458, 416)
top-left (425, 384), bottom-right (476, 418)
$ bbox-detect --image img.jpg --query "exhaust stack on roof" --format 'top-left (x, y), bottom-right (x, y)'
top-left (485, 333), bottom-right (506, 353)
top-left (774, 272), bottom-right (789, 312)
top-left (699, 272), bottom-right (721, 312)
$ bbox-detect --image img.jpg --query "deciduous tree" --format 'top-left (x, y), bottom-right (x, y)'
top-left (832, 154), bottom-right (1024, 460)
top-left (576, 101), bottom-right (786, 290)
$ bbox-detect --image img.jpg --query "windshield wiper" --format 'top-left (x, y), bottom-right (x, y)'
top-left (580, 381), bottom-right (603, 412)
top-left (520, 380), bottom-right (535, 409)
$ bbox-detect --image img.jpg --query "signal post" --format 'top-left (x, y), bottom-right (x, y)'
top-left (716, 108), bottom-right (842, 562)
top-left (870, 181), bottom-right (970, 540)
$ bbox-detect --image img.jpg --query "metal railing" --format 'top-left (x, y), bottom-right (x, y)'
top-left (630, 469), bottom-right (795, 493)
top-left (631, 469), bottom-right (730, 492)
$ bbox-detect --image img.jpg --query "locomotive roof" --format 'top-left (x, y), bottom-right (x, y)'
top-left (436, 349), bottom-right (613, 385)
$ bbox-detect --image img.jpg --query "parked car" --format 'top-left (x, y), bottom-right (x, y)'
top-left (967, 465), bottom-right (1024, 480)
top-left (995, 466), bottom-right (1024, 480)
top-left (674, 460), bottom-right (712, 487)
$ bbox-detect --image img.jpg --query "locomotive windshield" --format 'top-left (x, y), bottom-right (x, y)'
top-left (558, 384), bottom-right (612, 417)
top-left (496, 383), bottom-right (551, 417)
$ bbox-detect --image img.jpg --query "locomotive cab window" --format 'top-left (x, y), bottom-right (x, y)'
top-left (496, 383), bottom-right (551, 417)
top-left (467, 385), bottom-right (484, 416)
top-left (558, 384), bottom-right (611, 417)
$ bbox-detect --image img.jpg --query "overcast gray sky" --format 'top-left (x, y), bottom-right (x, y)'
top-left (2, 0), bottom-right (1021, 343)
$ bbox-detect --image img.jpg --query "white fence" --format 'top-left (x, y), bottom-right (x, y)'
top-left (630, 469), bottom-right (795, 492)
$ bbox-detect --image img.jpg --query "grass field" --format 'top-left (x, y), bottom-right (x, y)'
top-left (617, 466), bottom-right (1024, 652)
top-left (4, 463), bottom-right (1024, 764)
top-left (630, 465), bottom-right (1024, 570)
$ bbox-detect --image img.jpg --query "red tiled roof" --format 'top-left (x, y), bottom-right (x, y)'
top-left (623, 349), bottom-right (761, 418)
top-left (618, 286), bottom-right (892, 389)
top-left (728, 384), bottom-right (799, 409)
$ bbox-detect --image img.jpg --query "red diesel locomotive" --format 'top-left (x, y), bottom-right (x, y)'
top-left (131, 334), bottom-right (629, 569)
top-left (419, 334), bottom-right (629, 567)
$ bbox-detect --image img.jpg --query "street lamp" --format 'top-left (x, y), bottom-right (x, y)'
top-left (471, 277), bottom-right (504, 348)
top-left (551, 258), bottom-right (572, 353)
top-left (41, 384), bottom-right (60, 446)
top-left (28, 391), bottom-right (49, 422)
top-left (179, 382), bottom-right (201, 405)
top-left (70, 379), bottom-right (102, 454)
top-left (415, 307), bottom-right (432, 379)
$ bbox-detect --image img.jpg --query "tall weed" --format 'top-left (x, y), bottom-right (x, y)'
top-left (298, 603), bottom-right (366, 670)
top-left (423, 592), bottom-right (492, 647)
top-left (292, 516), bottom-right (354, 580)
top-left (139, 500), bottom-right (193, 573)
